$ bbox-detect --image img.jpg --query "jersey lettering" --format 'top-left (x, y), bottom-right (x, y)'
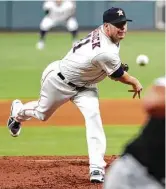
top-left (73, 29), bottom-right (101, 53)
top-left (92, 29), bottom-right (101, 49)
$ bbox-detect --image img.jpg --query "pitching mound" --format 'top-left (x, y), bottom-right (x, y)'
top-left (0, 156), bottom-right (118, 189)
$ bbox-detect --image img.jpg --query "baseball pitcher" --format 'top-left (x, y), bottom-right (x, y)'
top-left (36, 0), bottom-right (79, 49)
top-left (8, 7), bottom-right (142, 183)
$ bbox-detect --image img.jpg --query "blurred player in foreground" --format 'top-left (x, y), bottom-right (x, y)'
top-left (36, 0), bottom-right (79, 50)
top-left (8, 7), bottom-right (142, 183)
top-left (104, 76), bottom-right (165, 189)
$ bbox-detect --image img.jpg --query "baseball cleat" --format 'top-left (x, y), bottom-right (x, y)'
top-left (7, 117), bottom-right (21, 137)
top-left (7, 99), bottom-right (23, 137)
top-left (90, 170), bottom-right (104, 183)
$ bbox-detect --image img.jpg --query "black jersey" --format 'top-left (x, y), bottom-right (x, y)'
top-left (123, 117), bottom-right (165, 184)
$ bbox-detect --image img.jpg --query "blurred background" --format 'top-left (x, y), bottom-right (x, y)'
top-left (0, 1), bottom-right (165, 156)
top-left (0, 0), bottom-right (165, 30)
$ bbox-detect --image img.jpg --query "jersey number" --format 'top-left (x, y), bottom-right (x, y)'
top-left (73, 39), bottom-right (90, 53)
top-left (73, 34), bottom-right (91, 53)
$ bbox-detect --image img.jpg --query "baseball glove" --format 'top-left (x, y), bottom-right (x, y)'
top-left (121, 63), bottom-right (129, 72)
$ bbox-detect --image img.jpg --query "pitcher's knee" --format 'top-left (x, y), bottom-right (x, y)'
top-left (35, 111), bottom-right (49, 121)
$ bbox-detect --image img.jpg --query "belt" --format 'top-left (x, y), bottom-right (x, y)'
top-left (57, 72), bottom-right (86, 91)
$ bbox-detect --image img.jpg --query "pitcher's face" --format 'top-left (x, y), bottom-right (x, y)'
top-left (113, 21), bottom-right (128, 39)
top-left (104, 22), bottom-right (127, 43)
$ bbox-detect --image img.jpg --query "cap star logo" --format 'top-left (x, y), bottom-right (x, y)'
top-left (117, 10), bottom-right (123, 16)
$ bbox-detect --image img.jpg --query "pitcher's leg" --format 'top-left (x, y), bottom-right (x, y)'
top-left (16, 101), bottom-right (38, 121)
top-left (72, 89), bottom-right (106, 174)
top-left (8, 65), bottom-right (76, 137)
top-left (16, 99), bottom-right (58, 122)
top-left (14, 62), bottom-right (77, 123)
top-left (17, 88), bottom-right (71, 122)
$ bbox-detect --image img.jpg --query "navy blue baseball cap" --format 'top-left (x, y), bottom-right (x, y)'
top-left (103, 7), bottom-right (132, 24)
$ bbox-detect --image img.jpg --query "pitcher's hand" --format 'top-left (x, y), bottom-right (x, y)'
top-left (128, 83), bottom-right (143, 99)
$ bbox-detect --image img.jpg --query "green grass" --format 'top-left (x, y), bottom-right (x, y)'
top-left (0, 31), bottom-right (164, 99)
top-left (0, 125), bottom-right (140, 156)
top-left (0, 32), bottom-right (161, 157)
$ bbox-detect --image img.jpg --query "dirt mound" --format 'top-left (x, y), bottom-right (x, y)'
top-left (0, 156), bottom-right (118, 189)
